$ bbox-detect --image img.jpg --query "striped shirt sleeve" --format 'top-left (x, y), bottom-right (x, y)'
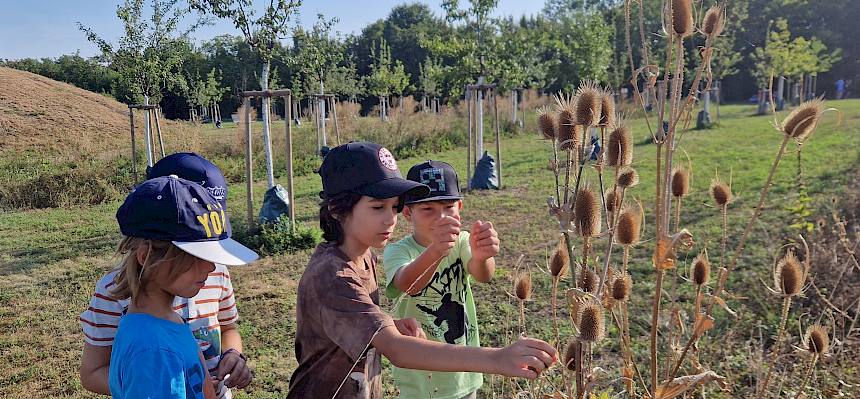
top-left (80, 271), bottom-right (126, 346)
top-left (217, 266), bottom-right (239, 325)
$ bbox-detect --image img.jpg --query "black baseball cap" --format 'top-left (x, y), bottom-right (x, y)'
top-left (117, 175), bottom-right (258, 266)
top-left (147, 152), bottom-right (229, 210)
top-left (404, 160), bottom-right (463, 204)
top-left (318, 142), bottom-right (430, 201)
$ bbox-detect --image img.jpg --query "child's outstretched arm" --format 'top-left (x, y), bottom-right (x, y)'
top-left (371, 326), bottom-right (556, 379)
top-left (391, 216), bottom-right (461, 295)
top-left (467, 220), bottom-right (499, 282)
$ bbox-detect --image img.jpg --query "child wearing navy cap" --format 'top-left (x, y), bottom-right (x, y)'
top-left (105, 175), bottom-right (258, 399)
top-left (288, 142), bottom-right (556, 399)
top-left (80, 153), bottom-right (253, 399)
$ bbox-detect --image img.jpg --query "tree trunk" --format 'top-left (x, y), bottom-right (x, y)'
top-left (260, 61), bottom-right (275, 189)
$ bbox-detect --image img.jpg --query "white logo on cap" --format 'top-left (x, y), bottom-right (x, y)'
top-left (378, 148), bottom-right (398, 171)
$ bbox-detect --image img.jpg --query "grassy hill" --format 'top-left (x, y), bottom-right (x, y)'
top-left (0, 100), bottom-right (858, 397)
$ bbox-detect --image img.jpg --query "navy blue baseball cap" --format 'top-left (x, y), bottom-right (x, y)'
top-left (404, 160), bottom-right (463, 204)
top-left (318, 142), bottom-right (430, 201)
top-left (147, 152), bottom-right (228, 210)
top-left (117, 175), bottom-right (258, 266)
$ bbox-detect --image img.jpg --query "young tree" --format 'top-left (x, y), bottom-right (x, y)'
top-left (191, 0), bottom-right (301, 188)
top-left (79, 0), bottom-right (206, 167)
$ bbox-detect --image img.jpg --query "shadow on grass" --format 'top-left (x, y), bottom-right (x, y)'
top-left (0, 233), bottom-right (117, 276)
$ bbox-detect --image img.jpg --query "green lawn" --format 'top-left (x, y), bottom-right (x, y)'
top-left (1, 100), bottom-right (858, 398)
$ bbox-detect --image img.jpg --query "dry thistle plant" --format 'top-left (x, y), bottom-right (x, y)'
top-left (710, 175), bottom-right (733, 268)
top-left (795, 324), bottom-right (830, 399)
top-left (671, 167), bottom-right (690, 231)
top-left (757, 239), bottom-right (812, 398)
top-left (550, 240), bottom-right (570, 347)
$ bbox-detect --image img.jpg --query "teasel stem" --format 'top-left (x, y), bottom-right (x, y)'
top-left (707, 135), bottom-right (792, 317)
top-left (720, 203), bottom-right (728, 269)
top-left (793, 353), bottom-right (819, 399)
top-left (667, 284), bottom-right (703, 382)
top-left (518, 298), bottom-right (527, 336)
top-left (756, 296), bottom-right (793, 399)
top-left (650, 269), bottom-right (665, 397)
top-left (622, 245), bottom-right (630, 274)
top-left (552, 275), bottom-right (561, 349)
top-left (597, 184), bottom-right (627, 297)
top-left (552, 140), bottom-right (562, 204)
top-left (674, 196), bottom-right (682, 232)
top-left (563, 148), bottom-right (573, 206)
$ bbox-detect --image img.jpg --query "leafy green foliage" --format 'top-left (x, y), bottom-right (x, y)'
top-left (234, 216), bottom-right (322, 255)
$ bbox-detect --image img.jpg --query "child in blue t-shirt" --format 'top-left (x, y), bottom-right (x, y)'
top-left (107, 175), bottom-right (258, 398)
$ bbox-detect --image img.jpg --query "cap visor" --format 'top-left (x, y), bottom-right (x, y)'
top-left (404, 195), bottom-right (463, 205)
top-left (354, 178), bottom-right (430, 200)
top-left (173, 238), bottom-right (259, 266)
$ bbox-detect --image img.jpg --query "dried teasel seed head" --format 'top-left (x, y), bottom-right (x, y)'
top-left (671, 0), bottom-right (694, 37)
top-left (671, 167), bottom-right (690, 198)
top-left (776, 251), bottom-right (804, 296)
top-left (782, 98), bottom-right (825, 142)
top-left (611, 272), bottom-right (632, 302)
top-left (557, 110), bottom-right (581, 151)
top-left (710, 179), bottom-right (732, 207)
top-left (578, 268), bottom-right (598, 293)
top-left (804, 325), bottom-right (830, 355)
top-left (616, 206), bottom-right (642, 246)
top-left (691, 252), bottom-right (711, 286)
top-left (550, 242), bottom-right (570, 278)
top-left (574, 81), bottom-right (602, 126)
top-left (563, 339), bottom-right (579, 370)
top-left (515, 272), bottom-right (532, 301)
top-left (578, 302), bottom-right (605, 342)
top-left (702, 5), bottom-right (724, 37)
top-left (574, 185), bottom-right (602, 237)
top-left (598, 89), bottom-right (616, 127)
top-left (604, 189), bottom-right (617, 214)
top-left (616, 167), bottom-right (640, 189)
top-left (607, 125), bottom-right (632, 167)
top-left (537, 106), bottom-right (557, 140)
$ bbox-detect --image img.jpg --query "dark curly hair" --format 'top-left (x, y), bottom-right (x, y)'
top-left (319, 191), bottom-right (364, 243)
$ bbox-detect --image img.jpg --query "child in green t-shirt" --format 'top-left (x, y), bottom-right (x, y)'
top-left (383, 160), bottom-right (500, 399)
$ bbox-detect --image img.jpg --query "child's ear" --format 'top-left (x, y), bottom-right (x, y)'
top-left (135, 243), bottom-right (150, 265)
top-left (457, 200), bottom-right (463, 210)
top-left (402, 205), bottom-right (413, 221)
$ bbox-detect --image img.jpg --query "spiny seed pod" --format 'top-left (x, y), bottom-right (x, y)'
top-left (611, 272), bottom-right (632, 302)
top-left (574, 185), bottom-right (602, 237)
top-left (605, 189), bottom-right (617, 214)
top-left (671, 167), bottom-right (690, 198)
top-left (558, 109), bottom-right (581, 151)
top-left (782, 98), bottom-right (825, 142)
top-left (691, 252), bottom-right (710, 286)
top-left (607, 125), bottom-right (632, 167)
top-left (671, 0), bottom-right (694, 38)
top-left (578, 268), bottom-right (598, 293)
top-left (574, 81), bottom-right (602, 126)
top-left (616, 167), bottom-right (640, 189)
top-left (598, 89), bottom-right (616, 127)
top-left (550, 242), bottom-right (570, 278)
top-left (515, 272), bottom-right (532, 301)
top-left (578, 302), bottom-right (605, 342)
top-left (702, 5), bottom-right (724, 37)
top-left (710, 179), bottom-right (732, 207)
top-left (616, 206), bottom-right (641, 246)
top-left (804, 325), bottom-right (830, 355)
top-left (563, 339), bottom-right (579, 370)
top-left (776, 252), bottom-right (804, 296)
top-left (537, 106), bottom-right (557, 140)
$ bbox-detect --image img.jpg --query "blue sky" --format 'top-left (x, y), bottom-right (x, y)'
top-left (0, 1), bottom-right (544, 60)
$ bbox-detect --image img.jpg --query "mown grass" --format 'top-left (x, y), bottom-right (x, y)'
top-left (0, 100), bottom-right (858, 398)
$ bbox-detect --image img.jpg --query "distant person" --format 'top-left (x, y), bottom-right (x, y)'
top-left (80, 153), bottom-right (254, 398)
top-left (836, 79), bottom-right (846, 99)
top-left (100, 175), bottom-right (257, 398)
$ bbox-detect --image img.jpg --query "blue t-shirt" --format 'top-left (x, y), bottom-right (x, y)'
top-left (109, 313), bottom-right (207, 399)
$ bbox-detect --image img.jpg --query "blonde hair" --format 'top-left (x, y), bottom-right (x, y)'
top-left (109, 237), bottom-right (199, 305)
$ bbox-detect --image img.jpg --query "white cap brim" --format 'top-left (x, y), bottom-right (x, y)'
top-left (173, 238), bottom-right (259, 266)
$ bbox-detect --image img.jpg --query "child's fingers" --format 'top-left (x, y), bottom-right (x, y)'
top-left (522, 355), bottom-right (547, 373)
top-left (476, 237), bottom-right (499, 248)
top-left (520, 337), bottom-right (559, 358)
top-left (509, 365), bottom-right (539, 380)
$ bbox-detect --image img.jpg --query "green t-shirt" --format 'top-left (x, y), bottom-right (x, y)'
top-left (382, 231), bottom-right (483, 399)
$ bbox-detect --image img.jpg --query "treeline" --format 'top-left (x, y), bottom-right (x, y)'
top-left (2, 0), bottom-right (856, 120)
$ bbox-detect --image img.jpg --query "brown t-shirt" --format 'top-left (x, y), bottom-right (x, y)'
top-left (288, 242), bottom-right (395, 399)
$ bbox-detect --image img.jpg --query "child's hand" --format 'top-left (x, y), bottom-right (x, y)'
top-left (491, 337), bottom-right (557, 379)
top-left (469, 220), bottom-right (500, 262)
top-left (394, 318), bottom-right (427, 339)
top-left (429, 216), bottom-right (460, 257)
